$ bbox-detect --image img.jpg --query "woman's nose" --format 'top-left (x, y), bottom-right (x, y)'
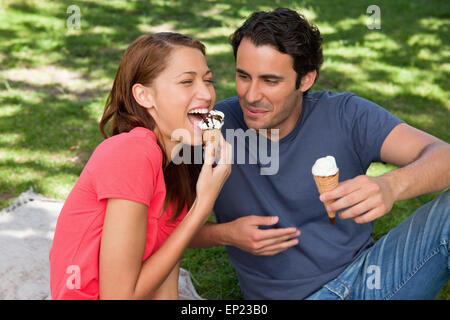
top-left (196, 80), bottom-right (213, 101)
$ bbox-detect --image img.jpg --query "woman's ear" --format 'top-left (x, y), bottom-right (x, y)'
top-left (299, 70), bottom-right (317, 93)
top-left (132, 83), bottom-right (157, 111)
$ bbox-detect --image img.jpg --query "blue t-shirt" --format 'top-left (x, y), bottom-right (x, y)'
top-left (213, 90), bottom-right (403, 299)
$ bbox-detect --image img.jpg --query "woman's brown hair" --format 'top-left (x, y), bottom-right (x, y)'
top-left (99, 32), bottom-right (205, 221)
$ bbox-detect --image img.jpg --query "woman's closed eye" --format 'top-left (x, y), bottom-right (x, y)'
top-left (180, 78), bottom-right (215, 86)
top-left (180, 79), bottom-right (194, 85)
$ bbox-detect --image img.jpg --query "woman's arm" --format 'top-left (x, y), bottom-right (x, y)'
top-left (147, 261), bottom-right (180, 300)
top-left (99, 198), bottom-right (148, 299)
top-left (99, 198), bottom-right (209, 300)
top-left (99, 139), bottom-right (232, 299)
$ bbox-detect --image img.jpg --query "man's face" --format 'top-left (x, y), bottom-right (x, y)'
top-left (235, 38), bottom-right (303, 139)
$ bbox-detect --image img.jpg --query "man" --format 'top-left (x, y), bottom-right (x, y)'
top-left (190, 8), bottom-right (450, 299)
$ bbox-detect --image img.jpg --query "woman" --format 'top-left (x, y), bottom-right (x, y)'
top-left (49, 32), bottom-right (231, 299)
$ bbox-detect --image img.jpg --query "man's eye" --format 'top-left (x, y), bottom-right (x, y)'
top-left (265, 79), bottom-right (279, 84)
top-left (180, 80), bottom-right (193, 85)
top-left (205, 78), bottom-right (215, 84)
top-left (238, 74), bottom-right (249, 80)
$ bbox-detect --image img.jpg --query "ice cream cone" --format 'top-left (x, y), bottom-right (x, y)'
top-left (313, 172), bottom-right (339, 224)
top-left (202, 129), bottom-right (221, 156)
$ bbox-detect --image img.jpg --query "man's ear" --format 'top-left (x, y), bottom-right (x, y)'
top-left (299, 70), bottom-right (317, 93)
top-left (132, 83), bottom-right (157, 111)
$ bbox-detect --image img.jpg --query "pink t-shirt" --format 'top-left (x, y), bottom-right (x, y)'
top-left (49, 127), bottom-right (188, 299)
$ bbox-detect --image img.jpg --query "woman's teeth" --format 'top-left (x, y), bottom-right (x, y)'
top-left (187, 108), bottom-right (209, 130)
top-left (187, 108), bottom-right (209, 114)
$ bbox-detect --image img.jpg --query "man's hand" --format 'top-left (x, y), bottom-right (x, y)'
top-left (226, 215), bottom-right (300, 256)
top-left (320, 175), bottom-right (396, 224)
top-left (320, 124), bottom-right (450, 225)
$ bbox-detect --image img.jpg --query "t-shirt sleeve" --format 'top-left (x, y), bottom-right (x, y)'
top-left (87, 138), bottom-right (160, 206)
top-left (342, 94), bottom-right (404, 169)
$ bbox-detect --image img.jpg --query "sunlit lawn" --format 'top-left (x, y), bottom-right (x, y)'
top-left (0, 0), bottom-right (448, 299)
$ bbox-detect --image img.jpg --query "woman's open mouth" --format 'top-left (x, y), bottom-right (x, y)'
top-left (187, 107), bottom-right (209, 131)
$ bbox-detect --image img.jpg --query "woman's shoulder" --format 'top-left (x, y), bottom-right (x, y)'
top-left (87, 127), bottom-right (163, 171)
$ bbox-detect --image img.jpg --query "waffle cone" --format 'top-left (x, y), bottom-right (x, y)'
top-left (313, 172), bottom-right (339, 224)
top-left (202, 129), bottom-right (221, 156)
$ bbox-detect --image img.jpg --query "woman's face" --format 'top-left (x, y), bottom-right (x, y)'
top-left (147, 46), bottom-right (216, 146)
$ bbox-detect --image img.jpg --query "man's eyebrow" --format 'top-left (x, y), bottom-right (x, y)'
top-left (176, 70), bottom-right (212, 77)
top-left (236, 68), bottom-right (283, 80)
top-left (260, 74), bottom-right (284, 80)
top-left (236, 68), bottom-right (250, 76)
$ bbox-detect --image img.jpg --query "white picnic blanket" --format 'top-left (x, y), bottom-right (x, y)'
top-left (0, 188), bottom-right (203, 300)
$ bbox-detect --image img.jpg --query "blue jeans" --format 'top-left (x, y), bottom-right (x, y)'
top-left (306, 190), bottom-right (450, 300)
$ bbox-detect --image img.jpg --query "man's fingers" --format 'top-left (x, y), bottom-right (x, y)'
top-left (352, 207), bottom-right (383, 224)
top-left (249, 215), bottom-right (279, 226)
top-left (320, 176), bottom-right (365, 202)
top-left (256, 226), bottom-right (299, 241)
top-left (327, 187), bottom-right (367, 213)
top-left (319, 181), bottom-right (351, 202)
top-left (255, 230), bottom-right (300, 249)
top-left (256, 238), bottom-right (299, 256)
top-left (338, 197), bottom-right (377, 220)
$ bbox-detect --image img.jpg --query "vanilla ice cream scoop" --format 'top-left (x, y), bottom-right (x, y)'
top-left (312, 156), bottom-right (339, 177)
top-left (312, 155), bottom-right (339, 225)
top-left (199, 110), bottom-right (225, 130)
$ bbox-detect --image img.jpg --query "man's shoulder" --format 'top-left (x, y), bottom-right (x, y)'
top-left (215, 96), bottom-right (240, 111)
top-left (305, 90), bottom-right (367, 121)
top-left (306, 90), bottom-right (355, 105)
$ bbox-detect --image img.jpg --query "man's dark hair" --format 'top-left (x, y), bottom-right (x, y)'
top-left (230, 8), bottom-right (323, 92)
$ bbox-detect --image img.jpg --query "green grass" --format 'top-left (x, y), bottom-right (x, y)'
top-left (0, 0), bottom-right (448, 300)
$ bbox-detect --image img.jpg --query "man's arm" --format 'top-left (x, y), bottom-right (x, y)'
top-left (321, 123), bottom-right (450, 224)
top-left (378, 123), bottom-right (450, 200)
top-left (189, 216), bottom-right (300, 256)
top-left (189, 222), bottom-right (226, 248)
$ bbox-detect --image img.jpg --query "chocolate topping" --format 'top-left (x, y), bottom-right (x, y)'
top-left (200, 112), bottom-right (223, 129)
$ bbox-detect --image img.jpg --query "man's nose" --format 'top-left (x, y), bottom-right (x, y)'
top-left (246, 81), bottom-right (262, 104)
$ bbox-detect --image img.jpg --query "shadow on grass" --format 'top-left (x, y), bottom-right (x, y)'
top-left (0, 85), bottom-right (100, 153)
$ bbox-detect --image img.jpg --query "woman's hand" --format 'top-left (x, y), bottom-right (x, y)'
top-left (196, 135), bottom-right (232, 213)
